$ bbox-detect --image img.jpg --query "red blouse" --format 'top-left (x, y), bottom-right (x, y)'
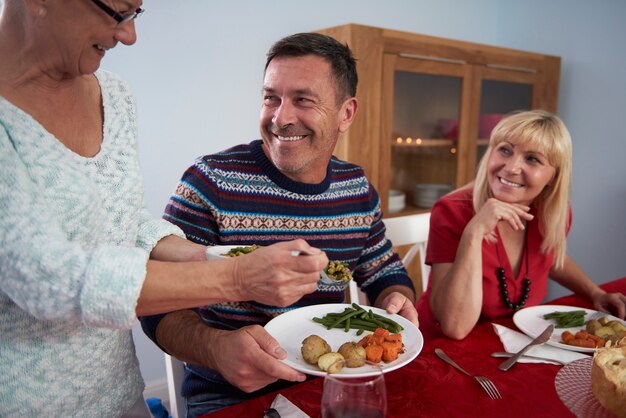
top-left (416, 187), bottom-right (570, 337)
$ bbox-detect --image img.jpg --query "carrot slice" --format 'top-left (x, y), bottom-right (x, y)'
top-left (587, 334), bottom-right (606, 348)
top-left (575, 330), bottom-right (590, 340)
top-left (382, 341), bottom-right (400, 362)
top-left (567, 338), bottom-right (596, 348)
top-left (374, 328), bottom-right (390, 337)
top-left (561, 330), bottom-right (575, 342)
top-left (358, 334), bottom-right (373, 348)
top-left (384, 334), bottom-right (402, 344)
top-left (365, 344), bottom-right (384, 363)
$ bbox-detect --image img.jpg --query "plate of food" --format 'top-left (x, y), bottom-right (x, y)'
top-left (513, 305), bottom-right (626, 353)
top-left (264, 303), bottom-right (423, 378)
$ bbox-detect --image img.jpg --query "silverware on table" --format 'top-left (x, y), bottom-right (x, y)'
top-left (435, 348), bottom-right (502, 400)
top-left (491, 351), bottom-right (566, 365)
top-left (498, 324), bottom-right (555, 371)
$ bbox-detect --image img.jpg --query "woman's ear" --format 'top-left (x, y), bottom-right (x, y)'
top-left (548, 169), bottom-right (558, 188)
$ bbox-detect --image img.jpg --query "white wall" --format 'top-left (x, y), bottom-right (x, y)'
top-left (494, 0), bottom-right (626, 300)
top-left (45, 0), bottom-right (626, 387)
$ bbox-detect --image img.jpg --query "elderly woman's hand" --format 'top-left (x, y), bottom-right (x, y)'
top-left (591, 291), bottom-right (626, 320)
top-left (233, 239), bottom-right (328, 307)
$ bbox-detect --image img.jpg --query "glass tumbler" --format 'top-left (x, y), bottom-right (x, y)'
top-left (320, 361), bottom-right (387, 418)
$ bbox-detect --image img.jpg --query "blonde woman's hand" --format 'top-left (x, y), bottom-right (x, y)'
top-left (232, 239), bottom-right (328, 307)
top-left (591, 291), bottom-right (626, 320)
top-left (466, 198), bottom-right (534, 242)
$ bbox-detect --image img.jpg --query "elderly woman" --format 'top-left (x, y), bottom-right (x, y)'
top-left (417, 110), bottom-right (626, 340)
top-left (0, 1), bottom-right (327, 416)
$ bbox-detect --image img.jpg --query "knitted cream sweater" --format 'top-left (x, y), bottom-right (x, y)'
top-left (0, 70), bottom-right (183, 417)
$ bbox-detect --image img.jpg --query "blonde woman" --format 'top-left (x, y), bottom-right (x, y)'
top-left (417, 110), bottom-right (626, 339)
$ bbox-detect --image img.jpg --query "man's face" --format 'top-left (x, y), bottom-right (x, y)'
top-left (259, 55), bottom-right (357, 184)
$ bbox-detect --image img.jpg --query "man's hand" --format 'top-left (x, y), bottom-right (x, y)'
top-left (376, 290), bottom-right (419, 328)
top-left (207, 325), bottom-right (306, 393)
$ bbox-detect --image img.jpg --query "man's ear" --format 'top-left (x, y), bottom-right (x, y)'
top-left (338, 97), bottom-right (358, 133)
top-left (24, 0), bottom-right (49, 17)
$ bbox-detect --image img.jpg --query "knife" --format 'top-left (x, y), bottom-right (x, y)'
top-left (491, 351), bottom-right (566, 365)
top-left (498, 324), bottom-right (555, 371)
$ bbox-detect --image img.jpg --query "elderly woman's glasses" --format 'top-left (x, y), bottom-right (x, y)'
top-left (90, 0), bottom-right (144, 27)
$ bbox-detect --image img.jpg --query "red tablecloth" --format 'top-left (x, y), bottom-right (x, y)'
top-left (204, 277), bottom-right (626, 417)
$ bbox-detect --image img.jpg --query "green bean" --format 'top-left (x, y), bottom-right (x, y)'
top-left (543, 310), bottom-right (586, 328)
top-left (312, 303), bottom-right (404, 334)
top-left (328, 308), bottom-right (363, 329)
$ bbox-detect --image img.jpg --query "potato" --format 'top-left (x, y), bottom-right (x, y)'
top-left (586, 319), bottom-right (602, 334)
top-left (598, 316), bottom-right (610, 326)
top-left (594, 326), bottom-right (617, 342)
top-left (338, 342), bottom-right (366, 368)
top-left (606, 321), bottom-right (626, 339)
top-left (301, 335), bottom-right (331, 365)
top-left (608, 320), bottom-right (626, 334)
top-left (318, 352), bottom-right (345, 373)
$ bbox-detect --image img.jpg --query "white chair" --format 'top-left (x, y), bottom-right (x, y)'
top-left (164, 354), bottom-right (186, 418)
top-left (349, 212), bottom-right (431, 304)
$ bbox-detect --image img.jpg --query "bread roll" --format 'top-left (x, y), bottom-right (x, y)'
top-left (591, 338), bottom-right (626, 418)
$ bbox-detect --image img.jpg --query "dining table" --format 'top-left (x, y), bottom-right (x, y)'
top-left (204, 277), bottom-right (626, 418)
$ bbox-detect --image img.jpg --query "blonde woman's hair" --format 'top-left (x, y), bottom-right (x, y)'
top-left (473, 110), bottom-right (572, 268)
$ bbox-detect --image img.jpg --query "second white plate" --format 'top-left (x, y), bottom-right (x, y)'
top-left (513, 305), bottom-right (625, 353)
top-left (264, 303), bottom-right (423, 378)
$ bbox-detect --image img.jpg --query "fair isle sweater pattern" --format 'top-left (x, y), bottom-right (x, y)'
top-left (162, 140), bottom-right (414, 328)
top-left (0, 70), bottom-right (183, 417)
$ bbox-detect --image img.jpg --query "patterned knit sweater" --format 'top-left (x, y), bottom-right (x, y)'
top-left (0, 70), bottom-right (183, 417)
top-left (142, 140), bottom-right (414, 394)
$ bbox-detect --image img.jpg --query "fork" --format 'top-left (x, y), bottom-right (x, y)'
top-left (291, 249), bottom-right (334, 282)
top-left (587, 310), bottom-right (606, 322)
top-left (435, 348), bottom-right (502, 400)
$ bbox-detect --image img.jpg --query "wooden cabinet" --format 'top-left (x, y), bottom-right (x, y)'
top-left (317, 24), bottom-right (560, 217)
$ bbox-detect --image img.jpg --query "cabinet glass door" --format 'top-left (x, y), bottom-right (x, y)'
top-left (382, 55), bottom-right (469, 214)
top-left (473, 67), bottom-right (537, 171)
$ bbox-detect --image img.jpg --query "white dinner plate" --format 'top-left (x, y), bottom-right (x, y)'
top-left (264, 303), bottom-right (423, 378)
top-left (513, 305), bottom-right (626, 353)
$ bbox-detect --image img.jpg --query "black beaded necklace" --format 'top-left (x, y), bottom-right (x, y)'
top-left (496, 228), bottom-right (531, 311)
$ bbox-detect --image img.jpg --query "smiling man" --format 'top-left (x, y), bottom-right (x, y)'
top-left (140, 33), bottom-right (418, 416)
top-left (259, 53), bottom-right (356, 184)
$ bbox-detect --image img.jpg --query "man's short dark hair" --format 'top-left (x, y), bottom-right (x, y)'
top-left (265, 33), bottom-right (358, 101)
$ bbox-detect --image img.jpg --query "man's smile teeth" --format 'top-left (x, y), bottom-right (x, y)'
top-left (499, 177), bottom-right (523, 188)
top-left (95, 45), bottom-right (108, 51)
top-left (277, 135), bottom-right (305, 141)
